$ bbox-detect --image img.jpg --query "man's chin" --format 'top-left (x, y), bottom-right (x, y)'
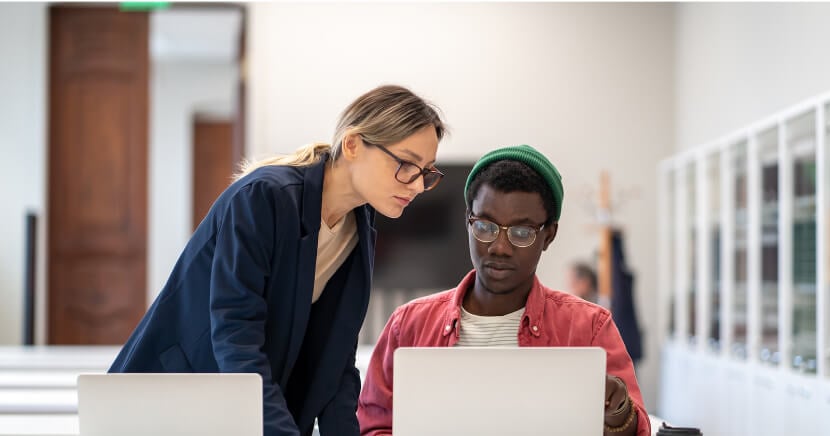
top-left (477, 278), bottom-right (516, 295)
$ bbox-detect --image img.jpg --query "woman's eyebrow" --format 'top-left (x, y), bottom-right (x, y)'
top-left (399, 148), bottom-right (435, 166)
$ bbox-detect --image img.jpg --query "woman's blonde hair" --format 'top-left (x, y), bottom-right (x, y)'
top-left (236, 85), bottom-right (446, 179)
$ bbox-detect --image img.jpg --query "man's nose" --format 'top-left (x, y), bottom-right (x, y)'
top-left (487, 229), bottom-right (513, 256)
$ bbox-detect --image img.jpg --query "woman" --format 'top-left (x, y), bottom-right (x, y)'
top-left (109, 85), bottom-right (447, 436)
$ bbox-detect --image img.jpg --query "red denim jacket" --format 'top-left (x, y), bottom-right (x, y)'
top-left (357, 270), bottom-right (650, 436)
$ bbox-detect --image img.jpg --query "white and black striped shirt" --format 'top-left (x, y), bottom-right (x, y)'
top-left (455, 306), bottom-right (525, 347)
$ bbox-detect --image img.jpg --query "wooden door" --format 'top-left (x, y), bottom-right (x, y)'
top-left (192, 118), bottom-right (234, 230)
top-left (193, 6), bottom-right (246, 229)
top-left (48, 7), bottom-right (149, 344)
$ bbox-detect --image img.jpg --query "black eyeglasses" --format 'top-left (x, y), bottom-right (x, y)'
top-left (467, 215), bottom-right (546, 248)
top-left (366, 142), bottom-right (444, 191)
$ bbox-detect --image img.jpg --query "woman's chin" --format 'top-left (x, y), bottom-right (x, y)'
top-left (376, 206), bottom-right (404, 219)
top-left (369, 198), bottom-right (407, 219)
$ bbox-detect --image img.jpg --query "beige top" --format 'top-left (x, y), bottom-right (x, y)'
top-left (312, 211), bottom-right (358, 303)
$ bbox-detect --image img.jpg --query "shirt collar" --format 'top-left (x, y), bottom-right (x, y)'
top-left (442, 270), bottom-right (546, 338)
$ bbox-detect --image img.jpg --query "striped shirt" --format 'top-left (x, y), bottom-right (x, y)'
top-left (455, 306), bottom-right (525, 347)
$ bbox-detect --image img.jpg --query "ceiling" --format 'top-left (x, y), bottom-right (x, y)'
top-left (150, 8), bottom-right (242, 63)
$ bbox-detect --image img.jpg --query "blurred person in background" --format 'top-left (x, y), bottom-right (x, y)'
top-left (568, 261), bottom-right (601, 305)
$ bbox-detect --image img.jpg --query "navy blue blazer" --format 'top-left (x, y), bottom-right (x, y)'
top-left (110, 156), bottom-right (376, 436)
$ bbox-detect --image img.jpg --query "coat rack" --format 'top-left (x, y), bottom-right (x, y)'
top-left (577, 171), bottom-right (639, 307)
top-left (598, 171), bottom-right (613, 303)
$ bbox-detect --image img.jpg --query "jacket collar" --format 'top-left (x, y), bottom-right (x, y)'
top-left (300, 155), bottom-right (326, 236)
top-left (442, 270), bottom-right (546, 338)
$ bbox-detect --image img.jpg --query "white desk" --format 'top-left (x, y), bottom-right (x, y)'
top-left (0, 347), bottom-right (117, 371)
top-left (0, 371), bottom-right (99, 390)
top-left (0, 414), bottom-right (78, 435)
top-left (649, 414), bottom-right (666, 434)
top-left (0, 346), bottom-right (112, 428)
top-left (0, 346), bottom-right (666, 435)
top-left (1, 414), bottom-right (665, 436)
top-left (0, 389), bottom-right (77, 414)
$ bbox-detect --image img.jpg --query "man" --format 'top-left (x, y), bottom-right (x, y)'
top-left (357, 145), bottom-right (649, 436)
top-left (569, 261), bottom-right (601, 305)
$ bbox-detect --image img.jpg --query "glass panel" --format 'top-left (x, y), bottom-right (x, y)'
top-left (792, 156), bottom-right (816, 372)
top-left (733, 141), bottom-right (748, 359)
top-left (709, 154), bottom-right (722, 351)
top-left (667, 171), bottom-right (677, 338)
top-left (688, 164), bottom-right (697, 344)
top-left (758, 128), bottom-right (779, 366)
top-left (825, 103), bottom-right (830, 378)
top-left (788, 112), bottom-right (817, 373)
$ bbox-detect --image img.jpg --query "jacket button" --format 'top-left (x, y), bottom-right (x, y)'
top-left (532, 325), bottom-right (539, 332)
top-left (445, 325), bottom-right (451, 332)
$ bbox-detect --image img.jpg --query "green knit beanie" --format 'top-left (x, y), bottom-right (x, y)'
top-left (464, 144), bottom-right (564, 222)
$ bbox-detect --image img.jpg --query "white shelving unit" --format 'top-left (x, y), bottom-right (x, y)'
top-left (658, 92), bottom-right (830, 436)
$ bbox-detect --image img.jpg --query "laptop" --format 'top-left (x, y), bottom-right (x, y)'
top-left (393, 347), bottom-right (606, 436)
top-left (78, 373), bottom-right (262, 436)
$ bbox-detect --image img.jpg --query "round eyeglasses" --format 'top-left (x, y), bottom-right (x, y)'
top-left (366, 142), bottom-right (444, 191)
top-left (467, 215), bottom-right (545, 248)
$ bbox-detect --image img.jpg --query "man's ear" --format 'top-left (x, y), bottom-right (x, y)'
top-left (541, 222), bottom-right (558, 251)
top-left (341, 128), bottom-right (361, 161)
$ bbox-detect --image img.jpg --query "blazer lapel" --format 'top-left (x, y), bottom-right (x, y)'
top-left (297, 204), bottom-right (376, 426)
top-left (279, 158), bottom-right (326, 386)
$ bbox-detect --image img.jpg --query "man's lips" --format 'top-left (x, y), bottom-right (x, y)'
top-left (483, 261), bottom-right (514, 270)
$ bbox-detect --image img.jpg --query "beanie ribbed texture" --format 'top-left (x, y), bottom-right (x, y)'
top-left (464, 144), bottom-right (564, 221)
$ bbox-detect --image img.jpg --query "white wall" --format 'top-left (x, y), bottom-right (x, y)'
top-left (149, 61), bottom-right (237, 300)
top-left (249, 2), bottom-right (675, 409)
top-left (0, 3), bottom-right (47, 345)
top-left (675, 3), bottom-right (830, 151)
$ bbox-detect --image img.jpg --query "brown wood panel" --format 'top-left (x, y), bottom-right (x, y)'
top-left (232, 7), bottom-right (246, 172)
top-left (48, 6), bottom-right (148, 344)
top-left (49, 259), bottom-right (146, 344)
top-left (193, 119), bottom-right (234, 230)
